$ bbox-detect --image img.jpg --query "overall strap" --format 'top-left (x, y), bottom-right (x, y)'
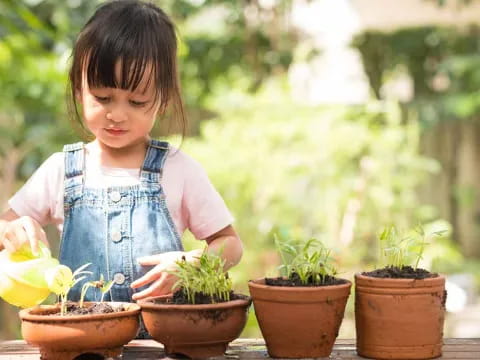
top-left (140, 139), bottom-right (169, 184)
top-left (63, 142), bottom-right (85, 190)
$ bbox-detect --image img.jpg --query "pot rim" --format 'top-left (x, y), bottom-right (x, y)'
top-left (354, 272), bottom-right (446, 288)
top-left (355, 272), bottom-right (445, 281)
top-left (138, 294), bottom-right (252, 311)
top-left (248, 277), bottom-right (352, 291)
top-left (19, 301), bottom-right (141, 322)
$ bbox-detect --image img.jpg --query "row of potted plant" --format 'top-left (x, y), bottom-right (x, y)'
top-left (14, 225), bottom-right (446, 360)
top-left (249, 225), bottom-right (446, 359)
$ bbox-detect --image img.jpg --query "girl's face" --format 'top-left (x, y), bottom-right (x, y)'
top-left (79, 62), bottom-right (160, 153)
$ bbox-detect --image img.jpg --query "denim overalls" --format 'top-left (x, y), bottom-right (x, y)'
top-left (59, 139), bottom-right (183, 302)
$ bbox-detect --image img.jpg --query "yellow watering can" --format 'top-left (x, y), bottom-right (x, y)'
top-left (0, 242), bottom-right (59, 308)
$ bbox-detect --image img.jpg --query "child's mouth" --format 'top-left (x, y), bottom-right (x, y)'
top-left (105, 128), bottom-right (128, 136)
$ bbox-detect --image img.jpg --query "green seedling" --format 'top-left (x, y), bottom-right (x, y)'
top-left (274, 234), bottom-right (337, 285)
top-left (79, 274), bottom-right (114, 308)
top-left (379, 225), bottom-right (446, 270)
top-left (171, 250), bottom-right (232, 304)
top-left (45, 263), bottom-right (92, 315)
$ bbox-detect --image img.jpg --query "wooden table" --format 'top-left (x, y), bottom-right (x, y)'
top-left (1, 338), bottom-right (479, 359)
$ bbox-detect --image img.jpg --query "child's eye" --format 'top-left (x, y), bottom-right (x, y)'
top-left (94, 96), bottom-right (110, 103)
top-left (129, 100), bottom-right (148, 107)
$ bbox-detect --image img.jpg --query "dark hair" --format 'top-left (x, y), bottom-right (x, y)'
top-left (68, 0), bottom-right (186, 138)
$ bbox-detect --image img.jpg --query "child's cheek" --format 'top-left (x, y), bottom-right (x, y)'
top-left (83, 110), bottom-right (105, 134)
top-left (83, 99), bottom-right (105, 118)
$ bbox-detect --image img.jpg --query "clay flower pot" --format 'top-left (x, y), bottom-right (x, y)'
top-left (355, 273), bottom-right (446, 359)
top-left (19, 302), bottom-right (140, 360)
top-left (139, 295), bottom-right (252, 358)
top-left (248, 278), bottom-right (351, 358)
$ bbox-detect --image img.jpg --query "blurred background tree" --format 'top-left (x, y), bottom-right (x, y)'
top-left (352, 25), bottom-right (480, 258)
top-left (1, 0), bottom-right (479, 340)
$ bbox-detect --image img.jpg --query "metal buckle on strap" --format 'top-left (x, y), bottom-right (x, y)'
top-left (62, 142), bottom-right (84, 152)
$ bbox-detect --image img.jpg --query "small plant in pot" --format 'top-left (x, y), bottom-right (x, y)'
top-left (355, 225), bottom-right (447, 360)
top-left (138, 250), bottom-right (252, 359)
top-left (248, 236), bottom-right (352, 358)
top-left (18, 263), bottom-right (141, 360)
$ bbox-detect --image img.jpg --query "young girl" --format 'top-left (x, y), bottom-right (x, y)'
top-left (0, 0), bottom-right (242, 304)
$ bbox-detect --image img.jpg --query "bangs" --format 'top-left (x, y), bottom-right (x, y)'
top-left (83, 49), bottom-right (156, 94)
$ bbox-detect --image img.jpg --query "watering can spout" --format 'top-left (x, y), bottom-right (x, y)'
top-left (0, 242), bottom-right (59, 308)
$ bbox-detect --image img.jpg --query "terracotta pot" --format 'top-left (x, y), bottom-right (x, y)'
top-left (248, 278), bottom-right (351, 358)
top-left (355, 273), bottom-right (446, 359)
top-left (139, 295), bottom-right (251, 358)
top-left (19, 302), bottom-right (140, 360)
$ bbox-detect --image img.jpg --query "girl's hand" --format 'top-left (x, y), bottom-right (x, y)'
top-left (131, 249), bottom-right (202, 301)
top-left (0, 216), bottom-right (49, 255)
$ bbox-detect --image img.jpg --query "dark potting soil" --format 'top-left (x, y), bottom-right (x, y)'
top-left (155, 289), bottom-right (249, 305)
top-left (264, 272), bottom-right (347, 287)
top-left (48, 302), bottom-right (127, 316)
top-left (362, 265), bottom-right (437, 279)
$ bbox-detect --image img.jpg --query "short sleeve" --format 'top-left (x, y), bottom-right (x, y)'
top-left (180, 156), bottom-right (234, 240)
top-left (8, 152), bottom-right (64, 227)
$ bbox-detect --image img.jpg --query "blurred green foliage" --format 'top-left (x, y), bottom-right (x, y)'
top-left (181, 83), bottom-right (442, 274)
top-left (352, 26), bottom-right (480, 125)
top-left (351, 24), bottom-right (480, 264)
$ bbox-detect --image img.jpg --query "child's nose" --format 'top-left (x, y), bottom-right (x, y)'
top-left (108, 107), bottom-right (128, 122)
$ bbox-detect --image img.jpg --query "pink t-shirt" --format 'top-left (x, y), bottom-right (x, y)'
top-left (8, 145), bottom-right (233, 240)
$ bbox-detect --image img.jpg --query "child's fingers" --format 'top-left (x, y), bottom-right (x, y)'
top-left (0, 221), bottom-right (7, 242)
top-left (20, 217), bottom-right (44, 255)
top-left (137, 254), bottom-right (164, 266)
top-left (131, 279), bottom-right (161, 300)
top-left (131, 276), bottom-right (150, 289)
top-left (7, 225), bottom-right (29, 252)
top-left (132, 273), bottom-right (174, 301)
top-left (131, 263), bottom-right (171, 288)
top-left (39, 228), bottom-right (49, 247)
top-left (131, 269), bottom-right (160, 288)
top-left (132, 274), bottom-right (165, 300)
top-left (133, 251), bottom-right (186, 291)
top-left (1, 217), bottom-right (49, 255)
top-left (1, 223), bottom-right (13, 252)
top-left (2, 237), bottom-right (16, 253)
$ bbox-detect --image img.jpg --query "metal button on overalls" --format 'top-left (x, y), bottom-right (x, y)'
top-left (112, 231), bottom-right (122, 243)
top-left (113, 273), bottom-right (126, 285)
top-left (110, 191), bottom-right (121, 202)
